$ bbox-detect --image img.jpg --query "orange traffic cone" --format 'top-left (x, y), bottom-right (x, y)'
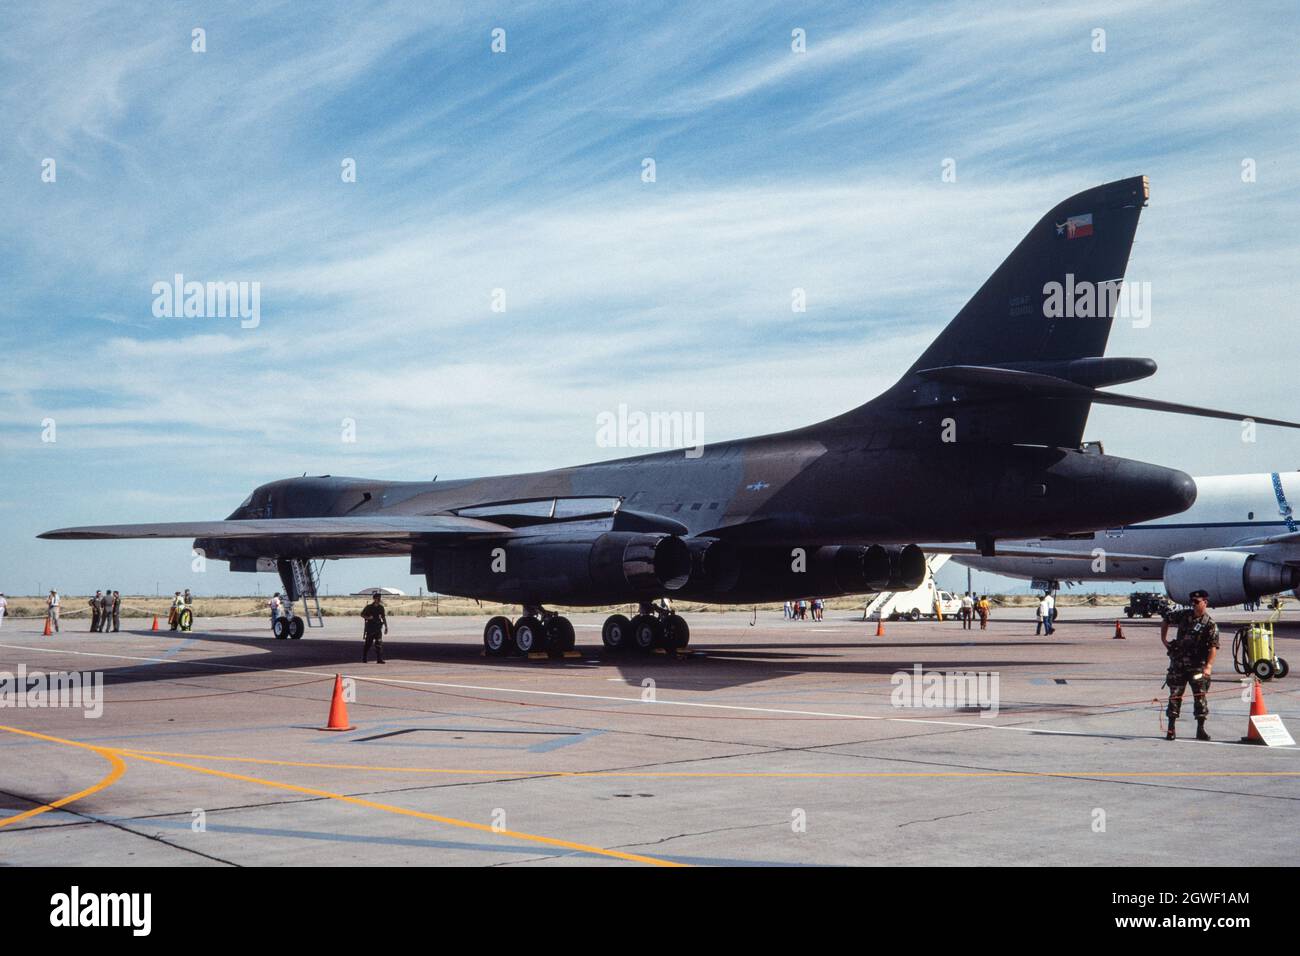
top-left (43, 616), bottom-right (52, 636)
top-left (1241, 678), bottom-right (1269, 743)
top-left (151, 615), bottom-right (159, 631)
top-left (321, 674), bottom-right (355, 732)
top-left (875, 618), bottom-right (884, 637)
top-left (1113, 620), bottom-right (1125, 640)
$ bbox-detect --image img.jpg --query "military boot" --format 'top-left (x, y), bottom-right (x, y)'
top-left (1196, 720), bottom-right (1210, 741)
top-left (1165, 719), bottom-right (1176, 741)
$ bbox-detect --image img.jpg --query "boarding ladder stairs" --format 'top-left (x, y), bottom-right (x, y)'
top-left (290, 558), bottom-right (325, 628)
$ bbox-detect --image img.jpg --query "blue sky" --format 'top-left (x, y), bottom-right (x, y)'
top-left (1, 0), bottom-right (1298, 597)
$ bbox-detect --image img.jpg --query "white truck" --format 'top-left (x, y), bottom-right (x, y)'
top-left (866, 555), bottom-right (962, 621)
top-left (885, 582), bottom-right (963, 621)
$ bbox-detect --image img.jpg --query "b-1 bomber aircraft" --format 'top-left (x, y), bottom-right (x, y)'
top-left (41, 177), bottom-right (1300, 655)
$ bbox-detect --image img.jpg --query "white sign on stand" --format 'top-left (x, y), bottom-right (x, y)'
top-left (1250, 714), bottom-right (1296, 747)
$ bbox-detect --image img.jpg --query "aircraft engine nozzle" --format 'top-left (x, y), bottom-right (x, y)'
top-left (615, 533), bottom-right (692, 592)
top-left (1163, 549), bottom-right (1300, 607)
top-left (687, 538), bottom-right (741, 592)
top-left (888, 544), bottom-right (928, 590)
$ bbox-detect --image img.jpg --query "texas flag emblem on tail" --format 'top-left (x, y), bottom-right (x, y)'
top-left (1055, 213), bottom-right (1093, 239)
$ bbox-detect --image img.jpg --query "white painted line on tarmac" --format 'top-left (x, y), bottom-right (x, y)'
top-left (1, 641), bottom-right (1294, 752)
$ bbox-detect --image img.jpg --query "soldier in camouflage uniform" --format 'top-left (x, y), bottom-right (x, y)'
top-left (1159, 589), bottom-right (1219, 741)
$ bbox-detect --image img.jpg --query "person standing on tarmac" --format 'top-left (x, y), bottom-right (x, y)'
top-left (960, 592), bottom-right (973, 629)
top-left (977, 595), bottom-right (990, 630)
top-left (1036, 592), bottom-right (1055, 635)
top-left (169, 591), bottom-right (183, 630)
top-left (1160, 589), bottom-right (1219, 741)
top-left (111, 590), bottom-right (121, 632)
top-left (361, 592), bottom-right (388, 663)
top-left (90, 591), bottom-right (102, 632)
top-left (47, 590), bottom-right (61, 632)
top-left (100, 589), bottom-right (112, 632)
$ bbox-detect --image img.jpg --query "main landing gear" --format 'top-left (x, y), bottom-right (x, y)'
top-left (602, 602), bottom-right (690, 653)
top-left (482, 606), bottom-right (576, 657)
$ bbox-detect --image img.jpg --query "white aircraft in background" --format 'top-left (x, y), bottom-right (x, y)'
top-left (954, 471), bottom-right (1300, 607)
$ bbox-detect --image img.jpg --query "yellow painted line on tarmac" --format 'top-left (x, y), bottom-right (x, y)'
top-left (0, 726), bottom-right (678, 866)
top-left (0, 726), bottom-right (127, 827)
top-left (112, 748), bottom-right (1300, 780)
top-left (119, 750), bottom-right (681, 866)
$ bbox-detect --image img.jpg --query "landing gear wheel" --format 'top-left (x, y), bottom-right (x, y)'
top-left (602, 614), bottom-right (631, 652)
top-left (273, 618), bottom-right (288, 640)
top-left (288, 616), bottom-right (304, 639)
top-left (1275, 658), bottom-right (1289, 679)
top-left (546, 616), bottom-right (576, 652)
top-left (1253, 658), bottom-right (1275, 681)
top-left (631, 614), bottom-right (663, 653)
top-left (663, 614), bottom-right (690, 649)
top-left (483, 616), bottom-right (512, 656)
top-left (513, 616), bottom-right (546, 655)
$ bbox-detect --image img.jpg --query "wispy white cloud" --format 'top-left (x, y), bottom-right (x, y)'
top-left (2, 0), bottom-right (1298, 594)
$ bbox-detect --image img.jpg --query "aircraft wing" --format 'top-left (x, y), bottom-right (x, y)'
top-left (38, 515), bottom-right (514, 540)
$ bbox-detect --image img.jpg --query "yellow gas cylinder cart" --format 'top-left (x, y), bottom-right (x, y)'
top-left (1233, 615), bottom-right (1290, 681)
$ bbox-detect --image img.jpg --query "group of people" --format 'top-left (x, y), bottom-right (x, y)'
top-left (783, 599), bottom-right (823, 621)
top-left (88, 589), bottom-right (123, 632)
top-left (957, 593), bottom-right (991, 630)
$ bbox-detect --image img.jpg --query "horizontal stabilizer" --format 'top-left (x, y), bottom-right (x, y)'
top-left (917, 365), bottom-right (1300, 430)
top-left (38, 515), bottom-right (513, 540)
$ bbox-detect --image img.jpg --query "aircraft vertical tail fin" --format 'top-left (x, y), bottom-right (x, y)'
top-left (907, 175), bottom-right (1148, 373)
top-left (827, 176), bottom-right (1151, 447)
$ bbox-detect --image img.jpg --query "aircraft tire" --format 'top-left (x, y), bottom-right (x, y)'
top-left (663, 614), bottom-right (690, 649)
top-left (546, 616), bottom-right (575, 651)
top-left (273, 618), bottom-right (288, 640)
top-left (630, 614), bottom-right (662, 653)
top-left (483, 616), bottom-right (512, 656)
top-left (288, 616), bottom-right (304, 639)
top-left (513, 616), bottom-right (546, 655)
top-left (602, 614), bottom-right (631, 652)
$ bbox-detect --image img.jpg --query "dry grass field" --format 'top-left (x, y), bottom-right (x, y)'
top-left (1, 590), bottom-right (1130, 620)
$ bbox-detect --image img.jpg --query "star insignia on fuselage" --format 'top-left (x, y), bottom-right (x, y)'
top-left (746, 481), bottom-right (770, 491)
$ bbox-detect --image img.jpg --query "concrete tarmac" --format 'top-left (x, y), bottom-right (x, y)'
top-left (0, 607), bottom-right (1296, 866)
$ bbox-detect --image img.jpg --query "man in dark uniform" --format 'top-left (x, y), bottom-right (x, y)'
top-left (99, 589), bottom-right (111, 632)
top-left (90, 591), bottom-right (102, 632)
top-left (360, 593), bottom-right (388, 664)
top-left (111, 590), bottom-right (121, 632)
top-left (1160, 589), bottom-right (1219, 741)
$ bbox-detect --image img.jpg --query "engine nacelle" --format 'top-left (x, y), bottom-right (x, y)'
top-left (417, 532), bottom-right (691, 604)
top-left (1163, 550), bottom-right (1300, 607)
top-left (675, 543), bottom-right (927, 602)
